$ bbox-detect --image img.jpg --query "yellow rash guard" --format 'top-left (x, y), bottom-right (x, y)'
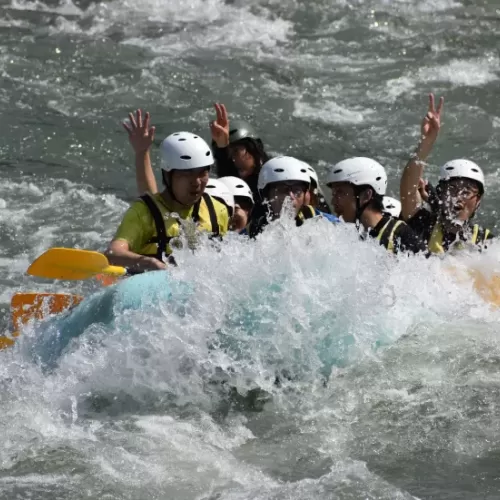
top-left (113, 192), bottom-right (229, 259)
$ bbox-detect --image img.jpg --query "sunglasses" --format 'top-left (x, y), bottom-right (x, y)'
top-left (442, 183), bottom-right (480, 200)
top-left (268, 183), bottom-right (308, 197)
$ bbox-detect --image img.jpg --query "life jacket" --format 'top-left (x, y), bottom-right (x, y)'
top-left (299, 205), bottom-right (316, 219)
top-left (298, 205), bottom-right (339, 224)
top-left (247, 204), bottom-right (319, 237)
top-left (428, 222), bottom-right (491, 254)
top-left (139, 193), bottom-right (220, 263)
top-left (292, 205), bottom-right (318, 227)
top-left (376, 217), bottom-right (405, 253)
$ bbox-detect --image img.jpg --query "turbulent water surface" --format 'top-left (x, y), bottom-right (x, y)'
top-left (1, 0), bottom-right (500, 498)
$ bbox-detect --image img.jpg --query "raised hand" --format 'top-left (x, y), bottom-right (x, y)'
top-left (401, 94), bottom-right (444, 220)
top-left (421, 93), bottom-right (444, 144)
top-left (209, 103), bottom-right (230, 148)
top-left (418, 178), bottom-right (430, 202)
top-left (123, 109), bottom-right (156, 154)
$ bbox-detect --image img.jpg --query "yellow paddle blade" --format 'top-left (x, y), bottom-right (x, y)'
top-left (27, 248), bottom-right (126, 280)
top-left (0, 292), bottom-right (83, 350)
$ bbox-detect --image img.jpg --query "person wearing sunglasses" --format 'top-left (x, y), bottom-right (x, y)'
top-left (400, 94), bottom-right (493, 254)
top-left (405, 160), bottom-right (492, 254)
top-left (246, 156), bottom-right (338, 238)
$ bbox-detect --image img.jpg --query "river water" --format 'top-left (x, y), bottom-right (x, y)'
top-left (1, 0), bottom-right (500, 498)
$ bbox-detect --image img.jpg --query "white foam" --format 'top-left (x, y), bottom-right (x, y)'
top-left (0, 178), bottom-right (127, 296)
top-left (383, 76), bottom-right (416, 102)
top-left (35, 0), bottom-right (292, 55)
top-left (376, 0), bottom-right (460, 13)
top-left (418, 58), bottom-right (499, 87)
top-left (10, 0), bottom-right (82, 16)
top-left (376, 57), bottom-right (498, 103)
top-left (2, 212), bottom-right (500, 497)
top-left (293, 99), bottom-right (370, 125)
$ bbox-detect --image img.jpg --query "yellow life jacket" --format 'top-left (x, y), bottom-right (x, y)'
top-left (376, 217), bottom-right (404, 253)
top-left (428, 222), bottom-right (491, 254)
top-left (246, 204), bottom-right (316, 237)
top-left (139, 193), bottom-right (223, 262)
top-left (297, 205), bottom-right (316, 221)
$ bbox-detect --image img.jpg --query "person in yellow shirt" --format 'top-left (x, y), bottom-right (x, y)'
top-left (106, 129), bottom-right (229, 273)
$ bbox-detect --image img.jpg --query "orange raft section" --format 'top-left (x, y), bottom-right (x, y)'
top-left (0, 292), bottom-right (83, 350)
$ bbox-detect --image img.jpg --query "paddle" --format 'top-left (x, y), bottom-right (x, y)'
top-left (27, 248), bottom-right (127, 281)
top-left (0, 292), bottom-right (83, 350)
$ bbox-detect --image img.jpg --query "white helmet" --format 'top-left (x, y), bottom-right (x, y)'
top-left (439, 159), bottom-right (485, 193)
top-left (218, 176), bottom-right (254, 205)
top-left (205, 178), bottom-right (235, 214)
top-left (160, 132), bottom-right (214, 172)
top-left (258, 156), bottom-right (311, 192)
top-left (326, 157), bottom-right (387, 195)
top-left (382, 196), bottom-right (402, 218)
top-left (300, 161), bottom-right (319, 187)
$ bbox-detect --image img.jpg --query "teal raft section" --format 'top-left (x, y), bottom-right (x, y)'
top-left (26, 270), bottom-right (393, 379)
top-left (29, 271), bottom-right (193, 369)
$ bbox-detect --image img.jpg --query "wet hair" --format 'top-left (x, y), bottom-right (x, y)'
top-left (233, 137), bottom-right (270, 172)
top-left (234, 195), bottom-right (254, 214)
top-left (354, 185), bottom-right (385, 213)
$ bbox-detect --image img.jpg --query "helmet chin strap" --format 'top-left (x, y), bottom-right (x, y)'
top-left (354, 188), bottom-right (371, 230)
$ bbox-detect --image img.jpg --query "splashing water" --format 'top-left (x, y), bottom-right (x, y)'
top-left (2, 211), bottom-right (500, 499)
top-left (3, 0), bottom-right (500, 496)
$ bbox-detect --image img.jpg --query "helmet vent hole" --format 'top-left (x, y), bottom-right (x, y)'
top-left (180, 155), bottom-right (192, 160)
top-left (445, 166), bottom-right (454, 171)
top-left (193, 136), bottom-right (199, 139)
top-left (376, 176), bottom-right (381, 181)
top-left (178, 138), bottom-right (186, 141)
top-left (333, 169), bottom-right (342, 174)
top-left (173, 133), bottom-right (180, 136)
top-left (205, 151), bottom-right (211, 156)
top-left (274, 168), bottom-right (285, 172)
top-left (472, 168), bottom-right (479, 172)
